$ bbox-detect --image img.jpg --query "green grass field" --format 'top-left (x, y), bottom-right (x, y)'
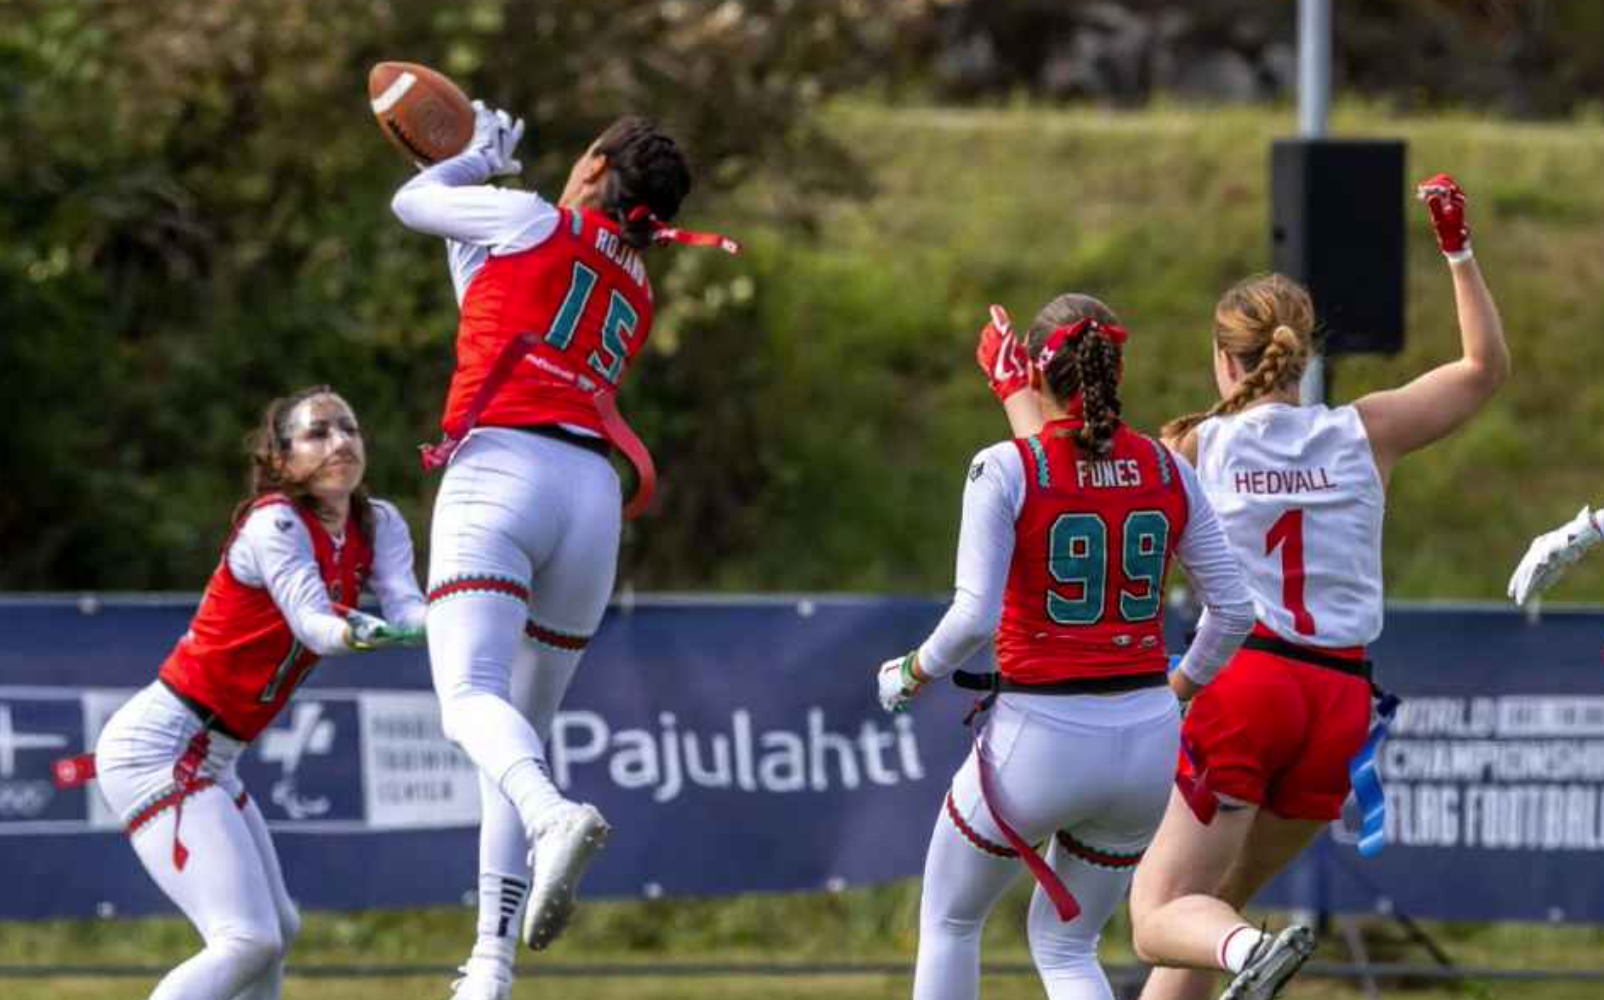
top-left (9, 881), bottom-right (1604, 998)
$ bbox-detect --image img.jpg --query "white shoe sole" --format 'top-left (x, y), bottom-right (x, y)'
top-left (521, 805), bottom-right (610, 951)
top-left (1219, 925), bottom-right (1315, 1000)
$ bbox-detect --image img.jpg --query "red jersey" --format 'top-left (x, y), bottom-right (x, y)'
top-left (158, 496), bottom-right (373, 741)
top-left (444, 207), bottom-right (655, 435)
top-left (996, 420), bottom-right (1191, 684)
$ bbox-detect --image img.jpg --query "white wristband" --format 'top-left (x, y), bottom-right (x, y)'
top-left (1445, 247), bottom-right (1474, 264)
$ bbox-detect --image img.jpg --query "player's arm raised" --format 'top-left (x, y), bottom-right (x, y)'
top-left (976, 305), bottom-right (1047, 437)
top-left (1354, 174), bottom-right (1511, 479)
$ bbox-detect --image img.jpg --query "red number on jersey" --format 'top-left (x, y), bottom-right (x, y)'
top-left (1265, 508), bottom-right (1317, 635)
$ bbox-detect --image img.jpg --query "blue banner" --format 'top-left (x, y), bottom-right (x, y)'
top-left (2, 596), bottom-right (1603, 924)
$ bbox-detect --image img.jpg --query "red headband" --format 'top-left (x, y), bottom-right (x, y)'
top-left (1035, 318), bottom-right (1129, 371)
top-left (625, 206), bottom-right (740, 255)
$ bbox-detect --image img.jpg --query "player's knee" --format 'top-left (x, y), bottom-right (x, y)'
top-left (1130, 914), bottom-right (1162, 966)
top-left (214, 924), bottom-right (286, 978)
top-left (1027, 901), bottom-right (1098, 970)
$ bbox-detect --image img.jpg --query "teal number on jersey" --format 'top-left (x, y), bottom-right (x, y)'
top-left (545, 261), bottom-right (599, 350)
top-left (588, 290), bottom-right (639, 386)
top-left (1118, 510), bottom-right (1169, 622)
top-left (1046, 510), bottom-right (1170, 626)
top-left (1047, 513), bottom-right (1107, 625)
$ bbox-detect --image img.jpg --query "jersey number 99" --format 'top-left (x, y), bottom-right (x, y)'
top-left (1046, 511), bottom-right (1169, 626)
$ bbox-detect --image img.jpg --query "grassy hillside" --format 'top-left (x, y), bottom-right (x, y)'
top-left (695, 100), bottom-right (1604, 599)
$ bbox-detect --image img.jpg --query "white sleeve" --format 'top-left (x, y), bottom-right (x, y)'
top-left (228, 508), bottom-right (352, 657)
top-left (390, 155), bottom-right (561, 253)
top-left (917, 444), bottom-right (1025, 679)
top-left (367, 500), bottom-right (428, 632)
top-left (1169, 452), bottom-right (1256, 686)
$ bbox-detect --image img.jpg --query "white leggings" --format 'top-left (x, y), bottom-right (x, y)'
top-left (916, 689), bottom-right (1180, 1000)
top-left (426, 427), bottom-right (620, 798)
top-left (95, 683), bottom-right (300, 1000)
top-left (426, 428), bottom-right (620, 974)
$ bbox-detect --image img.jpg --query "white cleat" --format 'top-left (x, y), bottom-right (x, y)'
top-left (447, 964), bottom-right (511, 1000)
top-left (1219, 925), bottom-right (1315, 1000)
top-left (521, 800), bottom-right (610, 951)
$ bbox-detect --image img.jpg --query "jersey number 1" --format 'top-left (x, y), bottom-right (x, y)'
top-left (1265, 509), bottom-right (1317, 635)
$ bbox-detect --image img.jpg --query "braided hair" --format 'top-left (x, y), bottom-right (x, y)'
top-left (1162, 273), bottom-right (1315, 441)
top-left (592, 116), bottom-right (693, 250)
top-left (1027, 293), bottom-right (1123, 458)
top-left (231, 385), bottom-right (373, 543)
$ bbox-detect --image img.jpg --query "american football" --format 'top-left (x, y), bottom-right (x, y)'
top-left (368, 61), bottom-right (473, 166)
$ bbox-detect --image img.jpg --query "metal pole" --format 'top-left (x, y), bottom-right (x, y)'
top-left (1299, 0), bottom-right (1331, 139)
top-left (1298, 0), bottom-right (1331, 405)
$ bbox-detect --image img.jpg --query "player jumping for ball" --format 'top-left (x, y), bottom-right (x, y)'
top-left (390, 101), bottom-right (735, 1000)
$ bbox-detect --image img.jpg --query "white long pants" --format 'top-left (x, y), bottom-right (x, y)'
top-left (426, 427), bottom-right (620, 799)
top-left (426, 427), bottom-right (620, 978)
top-left (95, 682), bottom-right (300, 1000)
top-left (916, 689), bottom-right (1180, 1000)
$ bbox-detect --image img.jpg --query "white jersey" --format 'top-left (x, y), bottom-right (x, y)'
top-left (1194, 403), bottom-right (1385, 647)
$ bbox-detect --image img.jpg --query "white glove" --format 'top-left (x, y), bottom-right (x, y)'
top-left (876, 652), bottom-right (927, 714)
top-left (345, 609), bottom-right (425, 651)
top-left (1508, 506), bottom-right (1604, 606)
top-left (469, 100), bottom-right (524, 177)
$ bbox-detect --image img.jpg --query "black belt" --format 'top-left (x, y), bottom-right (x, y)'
top-left (953, 669), bottom-right (1169, 726)
top-left (513, 424), bottom-right (612, 459)
top-left (953, 670), bottom-right (1169, 696)
top-left (1241, 632), bottom-right (1373, 682)
top-left (159, 679), bottom-right (247, 742)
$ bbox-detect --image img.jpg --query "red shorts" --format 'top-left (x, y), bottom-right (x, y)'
top-left (1178, 627), bottom-right (1373, 821)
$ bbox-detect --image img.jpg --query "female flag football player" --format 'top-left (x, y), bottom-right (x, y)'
top-left (875, 294), bottom-right (1257, 1000)
top-left (1114, 175), bottom-right (1508, 1000)
top-left (389, 101), bottom-right (735, 999)
top-left (89, 386), bottom-right (427, 1000)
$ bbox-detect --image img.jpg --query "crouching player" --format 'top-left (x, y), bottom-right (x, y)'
top-left (877, 294), bottom-right (1255, 1000)
top-left (90, 386), bottom-right (426, 1000)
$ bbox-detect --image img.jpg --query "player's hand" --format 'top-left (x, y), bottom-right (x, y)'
top-left (876, 652), bottom-right (927, 713)
top-left (1416, 173), bottom-right (1470, 261)
top-left (470, 100), bottom-right (525, 177)
top-left (345, 609), bottom-right (426, 651)
top-left (975, 305), bottom-right (1031, 403)
top-left (1508, 506), bottom-right (1604, 606)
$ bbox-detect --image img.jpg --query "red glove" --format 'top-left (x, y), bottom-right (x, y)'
top-left (976, 305), bottom-right (1031, 402)
top-left (1417, 173), bottom-right (1471, 260)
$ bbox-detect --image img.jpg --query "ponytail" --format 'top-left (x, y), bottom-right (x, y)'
top-left (1163, 274), bottom-right (1316, 441)
top-left (1071, 332), bottom-right (1122, 457)
top-left (1161, 324), bottom-right (1308, 440)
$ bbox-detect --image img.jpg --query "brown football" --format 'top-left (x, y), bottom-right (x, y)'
top-left (368, 61), bottom-right (474, 166)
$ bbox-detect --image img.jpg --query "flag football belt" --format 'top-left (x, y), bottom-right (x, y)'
top-left (1240, 632), bottom-right (1373, 681)
top-left (158, 678), bottom-right (248, 742)
top-left (515, 423), bottom-right (613, 460)
top-left (418, 331), bottom-right (659, 519)
top-left (1236, 632), bottom-right (1401, 857)
top-left (951, 668), bottom-right (1168, 926)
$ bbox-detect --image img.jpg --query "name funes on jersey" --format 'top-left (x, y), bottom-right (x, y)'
top-left (1232, 468), bottom-right (1338, 495)
top-left (1077, 458), bottom-right (1142, 490)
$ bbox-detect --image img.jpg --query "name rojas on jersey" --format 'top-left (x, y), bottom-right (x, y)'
top-left (594, 226), bottom-right (648, 291)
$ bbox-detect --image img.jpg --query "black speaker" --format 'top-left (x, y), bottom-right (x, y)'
top-left (1271, 139), bottom-right (1406, 355)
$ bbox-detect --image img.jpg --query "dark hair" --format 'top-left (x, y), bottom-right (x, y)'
top-left (593, 115), bottom-right (693, 250)
top-left (231, 385), bottom-right (372, 542)
top-left (1027, 293), bottom-right (1123, 457)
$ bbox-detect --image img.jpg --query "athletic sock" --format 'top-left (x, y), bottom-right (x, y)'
top-left (1219, 923), bottom-right (1268, 973)
top-left (499, 756), bottom-right (569, 839)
